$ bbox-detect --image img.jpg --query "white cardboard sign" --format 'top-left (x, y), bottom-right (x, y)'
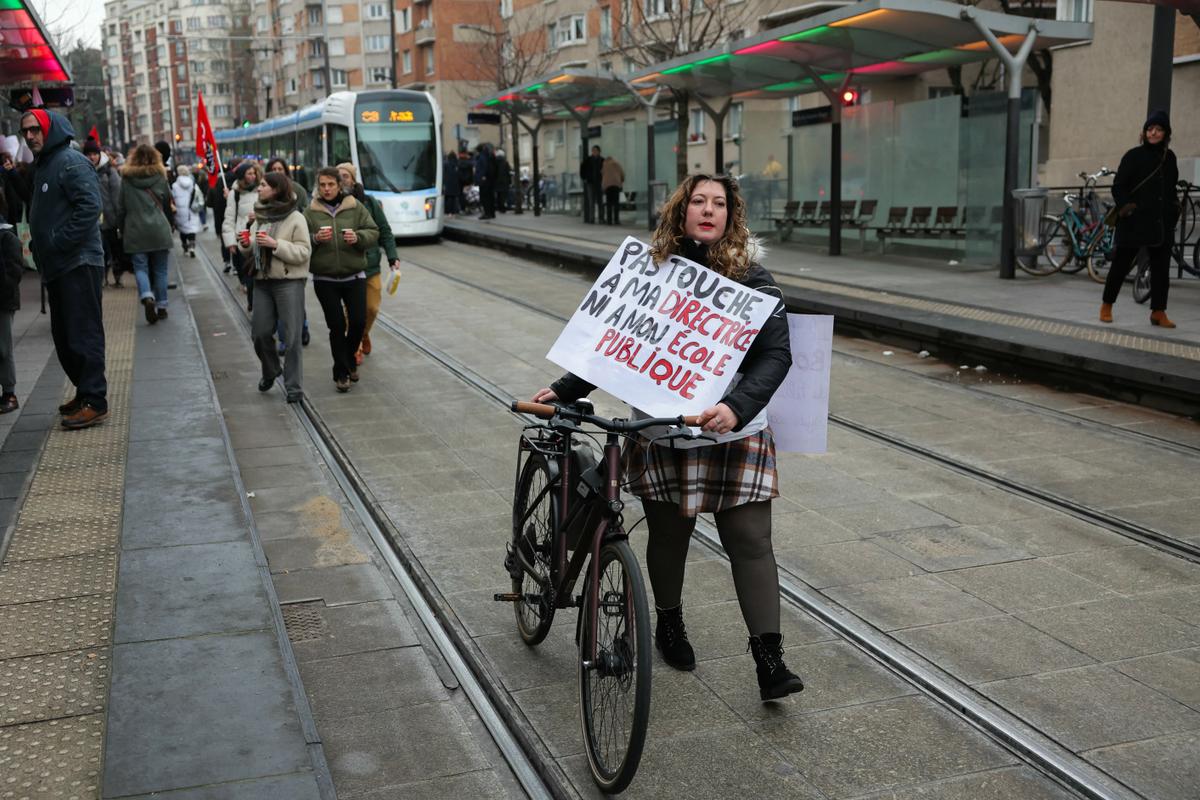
top-left (765, 314), bottom-right (833, 453)
top-left (547, 237), bottom-right (776, 417)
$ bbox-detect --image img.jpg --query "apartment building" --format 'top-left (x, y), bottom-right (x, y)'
top-left (250, 0), bottom-right (493, 149)
top-left (102, 0), bottom-right (256, 150)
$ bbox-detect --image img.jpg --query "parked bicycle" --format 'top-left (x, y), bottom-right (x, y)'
top-left (1017, 168), bottom-right (1114, 277)
top-left (1127, 180), bottom-right (1199, 304)
top-left (501, 399), bottom-right (702, 793)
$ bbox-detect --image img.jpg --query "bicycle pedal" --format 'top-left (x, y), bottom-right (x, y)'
top-left (493, 592), bottom-right (522, 602)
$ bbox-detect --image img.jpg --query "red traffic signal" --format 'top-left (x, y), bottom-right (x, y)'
top-left (840, 88), bottom-right (859, 107)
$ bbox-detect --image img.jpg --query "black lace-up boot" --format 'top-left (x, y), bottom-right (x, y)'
top-left (748, 633), bottom-right (804, 701)
top-left (655, 605), bottom-right (696, 671)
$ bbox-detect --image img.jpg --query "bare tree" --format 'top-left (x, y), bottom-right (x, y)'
top-left (611, 0), bottom-right (778, 181)
top-left (450, 7), bottom-right (558, 212)
top-left (31, 0), bottom-right (85, 54)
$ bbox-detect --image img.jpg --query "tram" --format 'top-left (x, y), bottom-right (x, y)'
top-left (215, 89), bottom-right (443, 238)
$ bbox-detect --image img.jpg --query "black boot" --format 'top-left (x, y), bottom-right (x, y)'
top-left (748, 633), bottom-right (804, 701)
top-left (655, 605), bottom-right (696, 671)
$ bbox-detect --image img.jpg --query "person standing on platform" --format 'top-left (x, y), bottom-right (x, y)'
top-left (86, 139), bottom-right (124, 287)
top-left (238, 171), bottom-right (310, 404)
top-left (0, 191), bottom-right (22, 414)
top-left (336, 162), bottom-right (398, 367)
top-left (1100, 110), bottom-right (1180, 329)
top-left (495, 148), bottom-right (512, 213)
top-left (117, 143), bottom-right (175, 326)
top-left (531, 173), bottom-right (803, 702)
top-left (222, 161), bottom-right (261, 309)
top-left (601, 154), bottom-right (625, 226)
top-left (580, 145), bottom-right (604, 224)
top-left (171, 164), bottom-right (204, 258)
top-left (22, 109), bottom-right (108, 429)
top-left (303, 167), bottom-right (378, 393)
top-left (475, 143), bottom-right (497, 220)
top-left (443, 151), bottom-right (460, 218)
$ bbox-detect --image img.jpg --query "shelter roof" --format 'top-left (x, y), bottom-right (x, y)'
top-left (472, 68), bottom-right (639, 117)
top-left (0, 0), bottom-right (70, 85)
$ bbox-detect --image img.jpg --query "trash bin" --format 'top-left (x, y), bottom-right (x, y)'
top-left (1011, 188), bottom-right (1048, 256)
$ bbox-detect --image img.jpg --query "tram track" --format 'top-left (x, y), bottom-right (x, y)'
top-left (193, 248), bottom-right (564, 800)
top-left (398, 246), bottom-right (1200, 565)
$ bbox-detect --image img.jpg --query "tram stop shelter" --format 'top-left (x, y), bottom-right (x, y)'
top-left (0, 0), bottom-right (71, 86)
top-left (474, 0), bottom-right (1093, 277)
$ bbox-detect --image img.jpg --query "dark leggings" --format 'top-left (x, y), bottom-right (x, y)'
top-left (1103, 243), bottom-right (1171, 310)
top-left (313, 277), bottom-right (366, 381)
top-left (642, 498), bottom-right (780, 635)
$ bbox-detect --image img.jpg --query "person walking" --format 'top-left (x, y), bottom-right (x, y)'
top-left (154, 140), bottom-right (176, 184)
top-left (0, 151), bottom-right (25, 224)
top-left (171, 164), bottom-right (204, 258)
top-left (0, 191), bottom-right (22, 414)
top-left (495, 149), bottom-right (512, 213)
top-left (237, 171), bottom-right (311, 404)
top-left (475, 144), bottom-right (497, 220)
top-left (303, 167), bottom-right (378, 393)
top-left (117, 143), bottom-right (175, 325)
top-left (457, 147), bottom-right (474, 214)
top-left (22, 109), bottom-right (108, 429)
top-left (580, 145), bottom-right (604, 224)
top-left (335, 162), bottom-right (398, 366)
top-left (443, 151), bottom-right (460, 217)
top-left (85, 139), bottom-right (125, 287)
top-left (207, 167), bottom-right (231, 272)
top-left (531, 173), bottom-right (802, 702)
top-left (601, 154), bottom-right (625, 226)
top-left (1100, 110), bottom-right (1181, 328)
top-left (222, 161), bottom-right (261, 308)
top-left (268, 157), bottom-right (311, 351)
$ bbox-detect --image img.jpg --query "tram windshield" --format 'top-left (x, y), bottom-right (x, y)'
top-left (354, 98), bottom-right (437, 193)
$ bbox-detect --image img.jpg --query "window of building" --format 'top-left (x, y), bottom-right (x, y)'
top-left (180, 107), bottom-right (190, 123)
top-left (644, 0), bottom-right (671, 20)
top-left (214, 82), bottom-right (229, 94)
top-left (1056, 0), bottom-right (1092, 22)
top-left (177, 84), bottom-right (188, 99)
top-left (282, 17), bottom-right (294, 33)
top-left (214, 104), bottom-right (231, 117)
top-left (331, 68), bottom-right (347, 86)
top-left (549, 14), bottom-right (585, 48)
top-left (688, 107), bottom-right (704, 142)
top-left (313, 70), bottom-right (325, 88)
top-left (174, 41), bottom-right (185, 55)
top-left (177, 63), bottom-right (187, 78)
top-left (402, 49), bottom-right (411, 73)
top-left (328, 37), bottom-right (344, 56)
top-left (109, 24), bottom-right (117, 34)
top-left (326, 6), bottom-right (343, 24)
top-left (546, 21), bottom-right (556, 50)
top-left (287, 78), bottom-right (298, 93)
top-left (366, 2), bottom-right (386, 19)
top-left (207, 15), bottom-right (227, 27)
top-left (499, 0), bottom-right (512, 18)
top-left (424, 46), bottom-right (434, 74)
top-left (311, 38), bottom-right (325, 56)
top-left (186, 16), bottom-right (200, 30)
top-left (368, 66), bottom-right (391, 83)
top-left (307, 6), bottom-right (321, 25)
top-left (728, 28), bottom-right (743, 42)
top-left (366, 34), bottom-right (389, 52)
top-left (256, 16), bottom-right (268, 32)
top-left (599, 7), bottom-right (611, 49)
top-left (727, 102), bottom-right (742, 139)
top-left (397, 7), bottom-right (410, 32)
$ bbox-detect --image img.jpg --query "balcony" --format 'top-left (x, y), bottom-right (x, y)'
top-left (414, 23), bottom-right (435, 45)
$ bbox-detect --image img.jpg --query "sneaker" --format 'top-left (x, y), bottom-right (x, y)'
top-left (349, 369), bottom-right (360, 383)
top-left (223, 264), bottom-right (232, 274)
top-left (335, 378), bottom-right (351, 393)
top-left (157, 307), bottom-right (168, 320)
top-left (286, 392), bottom-right (303, 404)
top-left (61, 403), bottom-right (109, 430)
top-left (142, 297), bottom-right (158, 325)
top-left (58, 396), bottom-right (82, 415)
top-left (0, 393), bottom-right (17, 414)
top-left (277, 341), bottom-right (287, 356)
top-left (258, 373), bottom-right (279, 392)
top-left (301, 324), bottom-right (310, 347)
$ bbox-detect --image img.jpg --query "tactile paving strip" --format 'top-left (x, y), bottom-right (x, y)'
top-left (0, 596), bottom-right (114, 661)
top-left (0, 714), bottom-right (104, 800)
top-left (0, 651), bottom-right (109, 727)
top-left (24, 464), bottom-right (125, 498)
top-left (0, 554), bottom-right (117, 606)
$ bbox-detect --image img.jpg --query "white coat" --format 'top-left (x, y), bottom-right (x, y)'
top-left (171, 175), bottom-right (204, 235)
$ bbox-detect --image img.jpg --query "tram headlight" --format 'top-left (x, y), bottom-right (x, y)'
top-left (424, 198), bottom-right (435, 219)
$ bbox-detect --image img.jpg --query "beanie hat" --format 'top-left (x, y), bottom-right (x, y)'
top-left (24, 109), bottom-right (50, 137)
top-left (82, 139), bottom-right (101, 155)
top-left (1144, 110), bottom-right (1171, 135)
top-left (154, 140), bottom-right (172, 163)
top-left (335, 161), bottom-right (357, 181)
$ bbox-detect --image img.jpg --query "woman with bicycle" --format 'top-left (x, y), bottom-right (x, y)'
top-left (1100, 110), bottom-right (1180, 328)
top-left (532, 174), bottom-right (803, 702)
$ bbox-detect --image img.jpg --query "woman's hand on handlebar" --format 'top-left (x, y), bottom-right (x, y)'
top-left (696, 403), bottom-right (738, 435)
top-left (532, 388), bottom-right (558, 403)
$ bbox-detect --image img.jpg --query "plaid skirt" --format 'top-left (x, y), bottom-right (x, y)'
top-left (621, 428), bottom-right (779, 517)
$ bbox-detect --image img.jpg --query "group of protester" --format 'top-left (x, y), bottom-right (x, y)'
top-left (443, 142), bottom-right (515, 219)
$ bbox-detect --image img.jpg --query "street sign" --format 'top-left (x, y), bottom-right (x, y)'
top-left (791, 106), bottom-right (832, 127)
top-left (467, 112), bottom-right (501, 125)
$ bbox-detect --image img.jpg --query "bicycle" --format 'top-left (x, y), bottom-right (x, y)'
top-left (1018, 169), bottom-right (1113, 277)
top-left (1125, 180), bottom-right (1199, 304)
top-left (500, 399), bottom-right (702, 793)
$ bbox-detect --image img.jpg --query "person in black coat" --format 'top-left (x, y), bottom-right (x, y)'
top-left (207, 171), bottom-right (230, 269)
top-left (0, 189), bottom-right (22, 413)
top-left (443, 151), bottom-right (461, 217)
top-left (530, 174), bottom-right (804, 703)
top-left (474, 143), bottom-right (497, 219)
top-left (1100, 110), bottom-right (1180, 328)
top-left (494, 149), bottom-right (512, 213)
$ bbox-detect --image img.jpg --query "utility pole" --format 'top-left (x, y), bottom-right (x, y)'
top-left (1146, 7), bottom-right (1175, 115)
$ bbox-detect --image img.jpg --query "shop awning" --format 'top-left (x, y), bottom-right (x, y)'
top-left (0, 0), bottom-right (70, 85)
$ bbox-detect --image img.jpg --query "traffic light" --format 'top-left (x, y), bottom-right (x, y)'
top-left (241, 120), bottom-right (250, 128)
top-left (840, 88), bottom-right (859, 107)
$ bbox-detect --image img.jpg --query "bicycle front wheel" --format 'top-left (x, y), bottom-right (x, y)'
top-left (578, 540), bottom-right (651, 795)
top-left (511, 453), bottom-right (558, 646)
top-left (1017, 215), bottom-right (1065, 276)
top-left (1086, 244), bottom-right (1114, 284)
top-left (1133, 254), bottom-right (1152, 304)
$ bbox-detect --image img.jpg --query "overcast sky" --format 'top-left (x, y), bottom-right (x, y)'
top-left (36, 0), bottom-right (105, 49)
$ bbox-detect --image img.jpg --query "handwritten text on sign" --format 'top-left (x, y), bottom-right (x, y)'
top-left (765, 314), bottom-right (833, 453)
top-left (547, 237), bottom-right (775, 417)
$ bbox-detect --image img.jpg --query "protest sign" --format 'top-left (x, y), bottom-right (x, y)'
top-left (765, 314), bottom-right (833, 453)
top-left (547, 236), bottom-right (776, 417)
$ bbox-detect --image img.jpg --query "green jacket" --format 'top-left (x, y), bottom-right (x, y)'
top-left (361, 193), bottom-right (397, 277)
top-left (116, 165), bottom-right (174, 254)
top-left (302, 194), bottom-right (379, 278)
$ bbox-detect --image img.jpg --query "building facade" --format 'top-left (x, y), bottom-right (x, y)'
top-left (102, 0), bottom-right (257, 152)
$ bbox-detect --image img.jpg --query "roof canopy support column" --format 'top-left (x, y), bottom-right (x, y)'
top-left (803, 68), bottom-right (852, 256)
top-left (963, 8), bottom-right (1038, 280)
top-left (1148, 7), bottom-right (1175, 114)
top-left (623, 82), bottom-right (664, 231)
top-left (692, 95), bottom-right (731, 175)
top-left (516, 114), bottom-right (546, 216)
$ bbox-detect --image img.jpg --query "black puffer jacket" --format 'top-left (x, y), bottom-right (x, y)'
top-left (551, 239), bottom-right (792, 431)
top-left (0, 221), bottom-right (24, 312)
top-left (1112, 142), bottom-right (1179, 249)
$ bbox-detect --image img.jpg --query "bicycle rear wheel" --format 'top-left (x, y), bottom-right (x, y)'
top-left (1133, 254), bottom-right (1152, 304)
top-left (511, 453), bottom-right (558, 646)
top-left (1086, 244), bottom-right (1114, 284)
top-left (578, 540), bottom-right (651, 794)
top-left (1017, 215), bottom-right (1066, 276)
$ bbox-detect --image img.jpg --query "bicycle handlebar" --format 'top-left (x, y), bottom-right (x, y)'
top-left (512, 401), bottom-right (704, 431)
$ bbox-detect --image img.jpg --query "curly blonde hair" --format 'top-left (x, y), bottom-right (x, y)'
top-left (650, 174), bottom-right (754, 280)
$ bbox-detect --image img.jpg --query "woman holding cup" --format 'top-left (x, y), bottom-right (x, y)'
top-left (237, 171), bottom-right (311, 403)
top-left (303, 167), bottom-right (379, 392)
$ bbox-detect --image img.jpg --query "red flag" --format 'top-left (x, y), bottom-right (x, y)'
top-left (87, 125), bottom-right (100, 147)
top-left (195, 92), bottom-right (223, 189)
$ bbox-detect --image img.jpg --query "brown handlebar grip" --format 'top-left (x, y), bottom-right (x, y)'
top-left (682, 415), bottom-right (704, 427)
top-left (512, 401), bottom-right (557, 418)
